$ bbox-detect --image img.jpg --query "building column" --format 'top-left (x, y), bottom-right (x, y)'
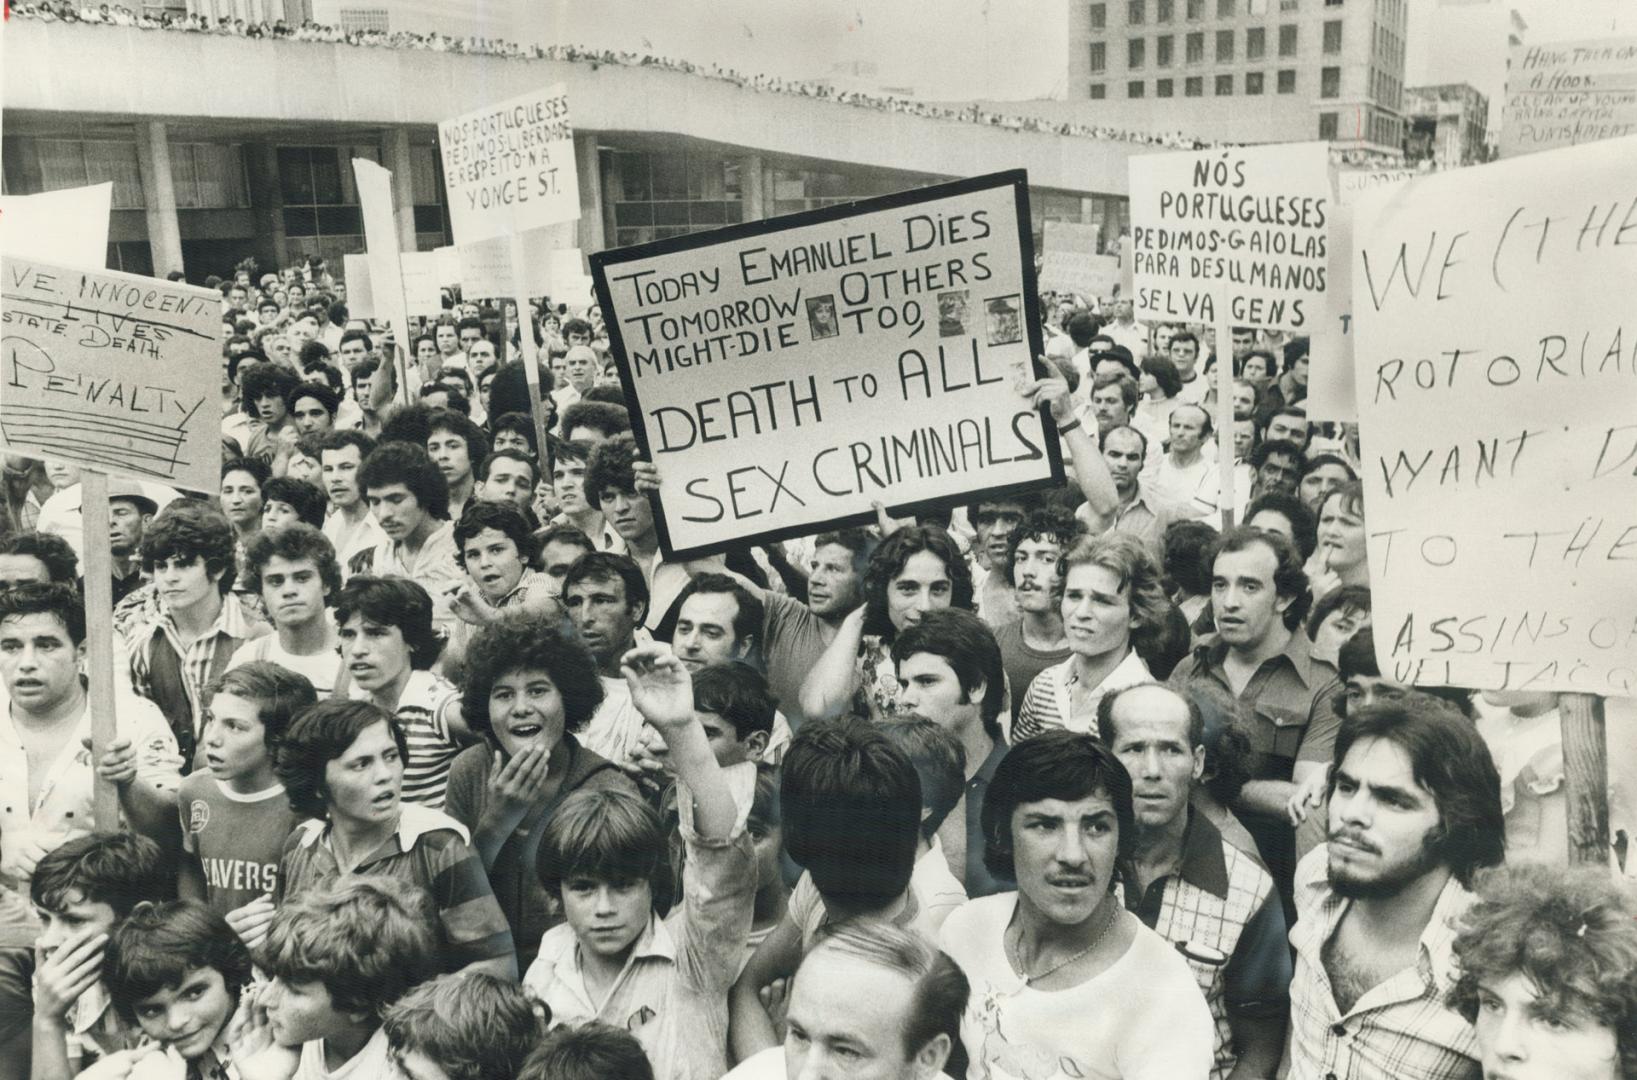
top-left (574, 132), bottom-right (605, 254)
top-left (134, 121), bottom-right (184, 278)
top-left (245, 140), bottom-right (287, 272)
top-left (383, 127), bottom-right (418, 252)
top-left (741, 153), bottom-right (765, 222)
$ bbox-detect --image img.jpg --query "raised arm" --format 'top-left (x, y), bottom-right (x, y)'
top-left (1021, 370), bottom-right (1117, 517)
top-left (797, 604), bottom-right (866, 723)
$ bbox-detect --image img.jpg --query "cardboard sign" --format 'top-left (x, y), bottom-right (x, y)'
top-left (593, 171), bottom-right (1062, 558)
top-left (1307, 168), bottom-right (1419, 421)
top-left (1351, 135), bottom-right (1637, 697)
top-left (1038, 221), bottom-right (1119, 298)
top-left (433, 245), bottom-right (462, 287)
top-left (345, 252), bottom-right (444, 319)
top-left (456, 230), bottom-right (586, 301)
top-left (1, 256), bottom-right (221, 492)
top-left (0, 184), bottom-right (114, 268)
top-left (342, 253), bottom-right (375, 316)
top-left (1503, 38), bottom-right (1637, 158)
top-left (1129, 142), bottom-right (1331, 331)
top-left (438, 84), bottom-right (579, 245)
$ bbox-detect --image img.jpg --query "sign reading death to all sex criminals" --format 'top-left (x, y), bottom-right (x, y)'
top-left (1, 256), bottom-right (222, 492)
top-left (592, 171), bottom-right (1063, 559)
top-left (1128, 141), bottom-right (1331, 331)
top-left (437, 84), bottom-right (580, 245)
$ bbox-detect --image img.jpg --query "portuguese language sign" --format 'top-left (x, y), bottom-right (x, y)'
top-left (1, 256), bottom-right (221, 491)
top-left (1129, 141), bottom-right (1331, 331)
top-left (1351, 135), bottom-right (1637, 697)
top-left (1306, 167), bottom-right (1418, 421)
top-left (593, 171), bottom-right (1062, 558)
top-left (1503, 38), bottom-right (1637, 158)
top-left (438, 84), bottom-right (579, 244)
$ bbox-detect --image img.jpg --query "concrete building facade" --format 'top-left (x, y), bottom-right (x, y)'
top-left (1064, 0), bottom-right (1408, 155)
top-left (2, 21), bottom-right (1139, 284)
top-left (1404, 82), bottom-right (1489, 167)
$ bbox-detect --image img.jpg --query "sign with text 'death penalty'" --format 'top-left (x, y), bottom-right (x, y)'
top-left (437, 84), bottom-right (579, 245)
top-left (1129, 141), bottom-right (1332, 331)
top-left (593, 171), bottom-right (1062, 559)
top-left (1351, 134), bottom-right (1637, 698)
top-left (2, 255), bottom-right (221, 492)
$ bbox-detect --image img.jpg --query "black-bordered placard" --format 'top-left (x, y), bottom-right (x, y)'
top-left (591, 170), bottom-right (1062, 559)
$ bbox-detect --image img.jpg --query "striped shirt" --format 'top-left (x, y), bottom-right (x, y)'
top-left (126, 592), bottom-right (270, 756)
top-left (276, 804), bottom-right (515, 976)
top-left (1287, 845), bottom-right (1480, 1080)
top-left (351, 669), bottom-right (462, 808)
top-left (1012, 649), bottom-right (1153, 741)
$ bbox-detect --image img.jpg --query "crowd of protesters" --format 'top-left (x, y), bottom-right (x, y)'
top-left (0, 243), bottom-right (1633, 1080)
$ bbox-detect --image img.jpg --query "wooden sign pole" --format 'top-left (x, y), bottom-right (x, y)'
top-left (1213, 294), bottom-right (1236, 530)
top-left (1560, 692), bottom-right (1610, 865)
top-left (510, 232), bottom-right (553, 462)
top-left (80, 470), bottom-right (121, 832)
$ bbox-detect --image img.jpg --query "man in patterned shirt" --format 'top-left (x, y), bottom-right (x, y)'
top-left (1100, 682), bottom-right (1290, 1080)
top-left (1287, 694), bottom-right (1504, 1080)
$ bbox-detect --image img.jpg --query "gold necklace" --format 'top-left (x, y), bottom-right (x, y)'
top-left (1008, 899), bottom-right (1119, 984)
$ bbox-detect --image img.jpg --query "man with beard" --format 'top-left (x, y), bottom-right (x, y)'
top-left (988, 508), bottom-right (1077, 731)
top-left (1287, 695), bottom-right (1503, 1080)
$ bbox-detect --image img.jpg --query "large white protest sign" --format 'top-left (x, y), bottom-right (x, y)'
top-left (593, 171), bottom-right (1063, 558)
top-left (438, 84), bottom-right (579, 245)
top-left (1129, 142), bottom-right (1331, 331)
top-left (1307, 167), bottom-right (1419, 421)
top-left (345, 252), bottom-right (444, 319)
top-left (1, 256), bottom-right (221, 492)
top-left (1038, 221), bottom-right (1118, 298)
top-left (1503, 38), bottom-right (1637, 158)
top-left (1352, 134), bottom-right (1637, 698)
top-left (0, 184), bottom-right (114, 268)
top-left (343, 253), bottom-right (375, 316)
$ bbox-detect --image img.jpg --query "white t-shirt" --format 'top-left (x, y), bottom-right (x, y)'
top-left (939, 893), bottom-right (1213, 1080)
top-left (227, 623), bottom-right (344, 697)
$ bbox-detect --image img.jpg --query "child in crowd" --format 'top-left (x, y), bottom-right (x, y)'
top-left (273, 699), bottom-right (517, 980)
top-left (519, 1025), bottom-right (655, 1080)
top-left (179, 661), bottom-right (316, 943)
top-left (231, 524), bottom-right (345, 694)
top-left (877, 717), bottom-right (972, 935)
top-left (99, 900), bottom-right (255, 1080)
top-left (381, 972), bottom-right (545, 1080)
top-left (727, 717), bottom-right (927, 1061)
top-left (256, 876), bottom-right (439, 1079)
top-left (28, 833), bottom-right (168, 1077)
top-left (523, 645), bottom-right (754, 1080)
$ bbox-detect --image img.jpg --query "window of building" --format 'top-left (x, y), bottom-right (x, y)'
top-left (1324, 0), bottom-right (1341, 5)
top-left (1157, 0), bottom-right (1173, 21)
top-left (611, 149), bottom-right (745, 246)
top-left (1090, 41), bottom-right (1107, 72)
top-left (1090, 82), bottom-right (1108, 98)
top-left (1128, 0), bottom-right (1145, 24)
top-left (1247, 26), bottom-right (1266, 57)
top-left (168, 143), bottom-right (251, 209)
top-left (1157, 77), bottom-right (1175, 96)
top-left (1129, 37), bottom-right (1146, 67)
top-left (1216, 29), bottom-right (1234, 60)
top-left (1279, 0), bottom-right (1297, 9)
top-left (1319, 112), bottom-right (1339, 138)
top-left (1157, 34), bottom-right (1174, 65)
top-left (1277, 68), bottom-right (1297, 92)
top-left (1090, 2), bottom-right (1106, 28)
top-left (1321, 66), bottom-right (1340, 97)
top-left (277, 146), bottom-right (373, 238)
top-left (1186, 0), bottom-right (1204, 18)
top-left (33, 139), bottom-right (145, 209)
top-left (1128, 79), bottom-right (1147, 97)
top-left (1246, 71), bottom-right (1265, 94)
top-left (1215, 73), bottom-right (1234, 94)
top-left (1218, 0), bottom-right (1235, 15)
top-left (1186, 31), bottom-right (1204, 62)
top-left (1185, 76), bottom-right (1204, 96)
top-left (1323, 19), bottom-right (1342, 52)
top-left (1279, 23), bottom-right (1297, 56)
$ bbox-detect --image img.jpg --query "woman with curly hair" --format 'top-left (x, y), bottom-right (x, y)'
top-left (440, 610), bottom-right (637, 970)
top-left (1013, 532), bottom-right (1172, 740)
top-left (799, 524), bottom-right (973, 723)
top-left (1449, 863), bottom-right (1637, 1080)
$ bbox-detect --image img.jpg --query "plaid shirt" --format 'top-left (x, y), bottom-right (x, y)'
top-left (127, 592), bottom-right (269, 752)
top-left (1287, 846), bottom-right (1480, 1080)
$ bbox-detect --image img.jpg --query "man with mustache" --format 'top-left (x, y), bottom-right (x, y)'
top-left (1099, 682), bottom-right (1290, 1080)
top-left (1287, 694), bottom-right (1504, 1080)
